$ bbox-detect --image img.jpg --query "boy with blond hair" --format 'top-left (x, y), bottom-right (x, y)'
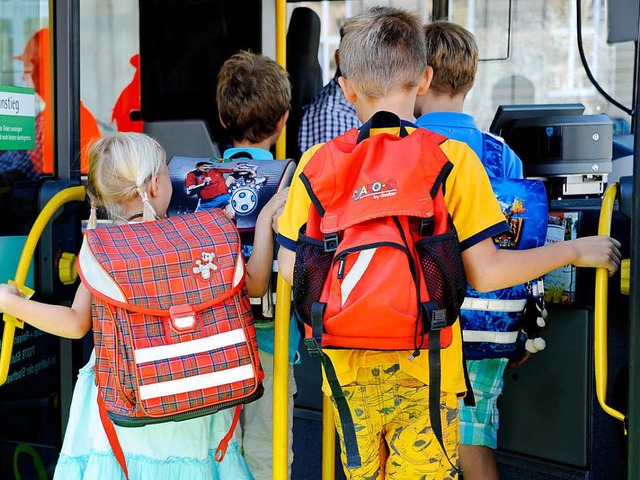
top-left (277, 7), bottom-right (620, 479)
top-left (414, 21), bottom-right (528, 480)
top-left (216, 50), bottom-right (299, 480)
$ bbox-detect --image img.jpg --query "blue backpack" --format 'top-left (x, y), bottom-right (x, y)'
top-left (461, 135), bottom-right (548, 360)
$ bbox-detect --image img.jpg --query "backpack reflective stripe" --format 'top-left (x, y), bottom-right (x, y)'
top-left (461, 298), bottom-right (527, 312)
top-left (463, 330), bottom-right (520, 344)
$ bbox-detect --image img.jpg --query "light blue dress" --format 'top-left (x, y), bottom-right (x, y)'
top-left (53, 352), bottom-right (254, 480)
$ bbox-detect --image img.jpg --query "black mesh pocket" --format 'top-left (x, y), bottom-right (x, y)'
top-left (292, 231), bottom-right (333, 328)
top-left (415, 228), bottom-right (467, 326)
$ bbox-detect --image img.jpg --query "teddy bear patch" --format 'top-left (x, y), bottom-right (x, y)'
top-left (192, 251), bottom-right (218, 280)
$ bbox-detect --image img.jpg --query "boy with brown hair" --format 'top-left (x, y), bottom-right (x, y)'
top-left (414, 21), bottom-right (527, 480)
top-left (216, 50), bottom-right (299, 480)
top-left (277, 7), bottom-right (620, 479)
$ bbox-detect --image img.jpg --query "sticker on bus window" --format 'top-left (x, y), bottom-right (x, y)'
top-left (0, 85), bottom-right (36, 151)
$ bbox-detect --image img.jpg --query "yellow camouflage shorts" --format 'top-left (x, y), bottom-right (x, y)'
top-left (330, 363), bottom-right (460, 480)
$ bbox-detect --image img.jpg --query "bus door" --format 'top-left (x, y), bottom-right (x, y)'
top-left (0, 1), bottom-right (89, 478)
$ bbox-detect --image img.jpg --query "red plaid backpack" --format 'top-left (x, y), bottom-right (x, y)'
top-left (292, 112), bottom-right (469, 470)
top-left (77, 208), bottom-right (263, 477)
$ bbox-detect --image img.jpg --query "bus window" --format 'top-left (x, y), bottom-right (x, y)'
top-left (80, 1), bottom-right (140, 142)
top-left (0, 5), bottom-right (64, 478)
top-left (450, 0), bottom-right (634, 132)
top-left (288, 1), bottom-right (434, 86)
top-left (0, 3), bottom-right (52, 237)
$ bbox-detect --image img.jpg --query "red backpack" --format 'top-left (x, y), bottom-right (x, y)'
top-left (77, 208), bottom-right (263, 476)
top-left (292, 112), bottom-right (468, 469)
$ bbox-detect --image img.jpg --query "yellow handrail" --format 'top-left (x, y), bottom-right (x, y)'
top-left (322, 395), bottom-right (336, 480)
top-left (272, 275), bottom-right (291, 479)
top-left (274, 0), bottom-right (287, 160)
top-left (595, 183), bottom-right (626, 424)
top-left (272, 1), bottom-right (291, 478)
top-left (0, 185), bottom-right (86, 386)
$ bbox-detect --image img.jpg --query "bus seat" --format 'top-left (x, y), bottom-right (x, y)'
top-left (143, 120), bottom-right (221, 160)
top-left (286, 7), bottom-right (323, 160)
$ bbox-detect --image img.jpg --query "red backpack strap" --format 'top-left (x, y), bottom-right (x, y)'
top-left (97, 393), bottom-right (129, 480)
top-left (215, 405), bottom-right (242, 462)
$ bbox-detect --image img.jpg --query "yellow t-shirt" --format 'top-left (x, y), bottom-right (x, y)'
top-left (277, 127), bottom-right (508, 395)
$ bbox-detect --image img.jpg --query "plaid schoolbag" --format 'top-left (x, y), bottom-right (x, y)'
top-left (77, 208), bottom-right (263, 476)
top-left (291, 111), bottom-right (468, 469)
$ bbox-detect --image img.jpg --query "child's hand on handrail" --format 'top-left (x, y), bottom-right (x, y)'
top-left (0, 283), bottom-right (22, 314)
top-left (570, 235), bottom-right (622, 276)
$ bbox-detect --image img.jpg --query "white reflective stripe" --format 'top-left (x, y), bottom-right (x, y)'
top-left (233, 256), bottom-right (244, 288)
top-left (134, 328), bottom-right (246, 364)
top-left (138, 364), bottom-right (255, 400)
top-left (463, 330), bottom-right (520, 344)
top-left (340, 248), bottom-right (376, 307)
top-left (461, 297), bottom-right (527, 312)
top-left (78, 241), bottom-right (126, 302)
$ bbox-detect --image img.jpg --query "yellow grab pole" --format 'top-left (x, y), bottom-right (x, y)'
top-left (0, 185), bottom-right (86, 386)
top-left (272, 274), bottom-right (291, 479)
top-left (272, 1), bottom-right (290, 478)
top-left (322, 395), bottom-right (336, 480)
top-left (275, 0), bottom-right (287, 160)
top-left (595, 183), bottom-right (626, 424)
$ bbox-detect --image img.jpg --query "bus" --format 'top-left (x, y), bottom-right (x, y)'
top-left (0, 0), bottom-right (638, 479)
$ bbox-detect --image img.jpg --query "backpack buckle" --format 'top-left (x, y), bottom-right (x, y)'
top-left (419, 218), bottom-right (434, 237)
top-left (430, 309), bottom-right (448, 330)
top-left (422, 301), bottom-right (447, 332)
top-left (323, 233), bottom-right (339, 253)
top-left (304, 337), bottom-right (322, 357)
top-left (169, 304), bottom-right (197, 332)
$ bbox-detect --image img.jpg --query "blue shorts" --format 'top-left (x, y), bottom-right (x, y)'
top-left (196, 193), bottom-right (231, 211)
top-left (458, 358), bottom-right (508, 448)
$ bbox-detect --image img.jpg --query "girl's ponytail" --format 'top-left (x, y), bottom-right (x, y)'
top-left (139, 190), bottom-right (158, 223)
top-left (87, 203), bottom-right (98, 230)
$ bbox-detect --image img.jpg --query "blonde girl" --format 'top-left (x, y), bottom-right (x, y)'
top-left (0, 132), bottom-right (284, 479)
